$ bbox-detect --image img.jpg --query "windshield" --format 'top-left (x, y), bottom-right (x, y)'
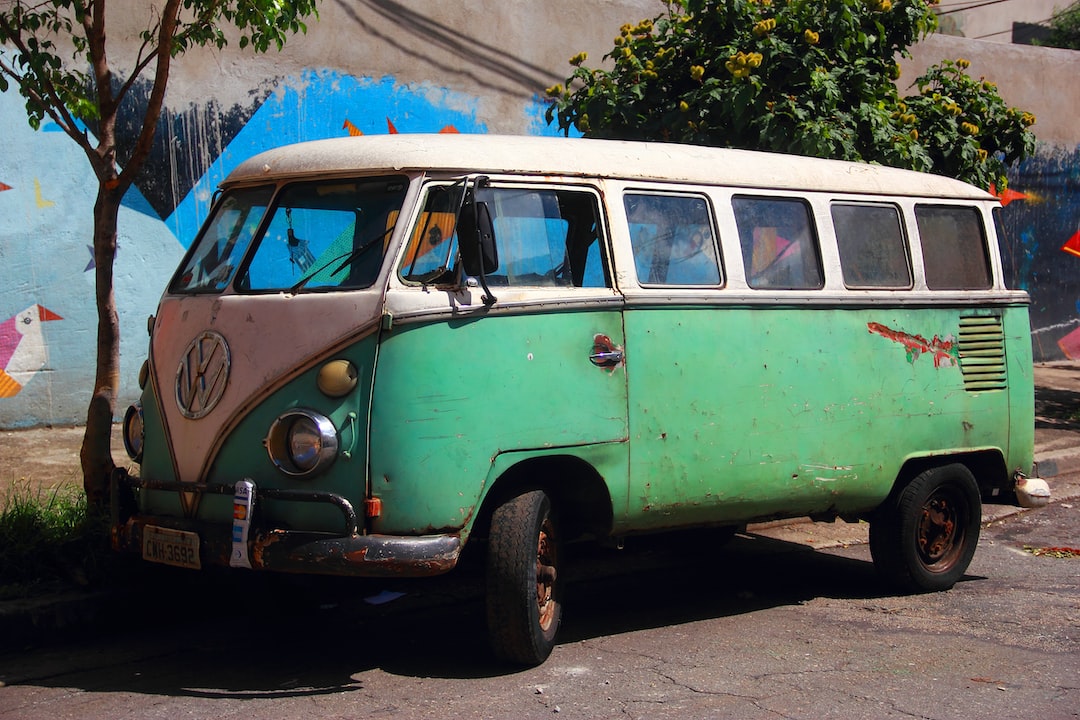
top-left (171, 176), bottom-right (409, 294)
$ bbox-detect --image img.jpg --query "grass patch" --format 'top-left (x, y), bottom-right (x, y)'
top-left (0, 480), bottom-right (118, 599)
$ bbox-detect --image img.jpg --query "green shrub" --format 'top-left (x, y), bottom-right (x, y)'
top-left (0, 481), bottom-right (113, 598)
top-left (546, 0), bottom-right (1036, 190)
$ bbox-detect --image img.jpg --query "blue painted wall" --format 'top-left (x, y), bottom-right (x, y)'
top-left (0, 66), bottom-right (552, 426)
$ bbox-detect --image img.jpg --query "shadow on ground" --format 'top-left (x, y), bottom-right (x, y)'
top-left (1, 529), bottom-right (902, 694)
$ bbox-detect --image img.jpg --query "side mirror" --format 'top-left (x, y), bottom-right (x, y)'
top-left (458, 199), bottom-right (498, 277)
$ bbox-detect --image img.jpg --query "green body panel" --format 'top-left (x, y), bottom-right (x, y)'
top-left (141, 335), bottom-right (378, 531)
top-left (621, 303), bottom-right (1029, 528)
top-left (1003, 308), bottom-right (1036, 474)
top-left (368, 309), bottom-right (629, 535)
top-left (138, 379), bottom-right (176, 487)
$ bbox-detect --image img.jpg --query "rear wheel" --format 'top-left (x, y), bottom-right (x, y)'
top-left (869, 464), bottom-right (981, 593)
top-left (486, 489), bottom-right (562, 665)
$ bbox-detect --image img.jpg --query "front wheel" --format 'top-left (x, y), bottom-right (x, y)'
top-left (869, 464), bottom-right (981, 593)
top-left (486, 489), bottom-right (562, 665)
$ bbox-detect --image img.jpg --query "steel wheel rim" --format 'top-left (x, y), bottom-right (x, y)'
top-left (535, 516), bottom-right (558, 631)
top-left (916, 487), bottom-right (966, 571)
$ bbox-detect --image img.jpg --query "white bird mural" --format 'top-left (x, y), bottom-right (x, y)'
top-left (0, 304), bottom-right (63, 398)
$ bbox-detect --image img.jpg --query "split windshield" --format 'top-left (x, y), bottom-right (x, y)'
top-left (171, 176), bottom-right (409, 294)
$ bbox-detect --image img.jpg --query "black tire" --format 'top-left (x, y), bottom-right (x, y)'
top-left (486, 489), bottom-right (562, 665)
top-left (869, 464), bottom-right (981, 593)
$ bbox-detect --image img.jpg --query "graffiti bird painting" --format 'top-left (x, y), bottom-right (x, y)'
top-left (0, 305), bottom-right (63, 398)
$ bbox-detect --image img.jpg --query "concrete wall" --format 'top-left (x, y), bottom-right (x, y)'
top-left (933, 0), bottom-right (1063, 43)
top-left (1, 1), bottom-right (1078, 427)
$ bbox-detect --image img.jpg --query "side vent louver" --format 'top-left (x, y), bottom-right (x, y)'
top-left (957, 315), bottom-right (1007, 391)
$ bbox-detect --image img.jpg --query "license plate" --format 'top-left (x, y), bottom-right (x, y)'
top-left (142, 525), bottom-right (201, 570)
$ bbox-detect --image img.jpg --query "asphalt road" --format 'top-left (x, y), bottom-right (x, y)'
top-left (2, 363), bottom-right (1079, 718)
top-left (1, 496), bottom-right (1077, 720)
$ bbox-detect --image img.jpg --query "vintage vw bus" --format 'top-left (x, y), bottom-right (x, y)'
top-left (114, 134), bottom-right (1045, 664)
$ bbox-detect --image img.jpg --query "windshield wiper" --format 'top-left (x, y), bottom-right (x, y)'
top-left (289, 224), bottom-right (395, 294)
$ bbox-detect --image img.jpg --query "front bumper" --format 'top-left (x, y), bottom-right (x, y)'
top-left (110, 468), bottom-right (461, 577)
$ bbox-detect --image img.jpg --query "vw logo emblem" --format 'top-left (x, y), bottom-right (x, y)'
top-left (175, 331), bottom-right (231, 419)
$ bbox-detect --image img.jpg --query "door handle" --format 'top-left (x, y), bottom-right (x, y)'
top-left (589, 350), bottom-right (624, 367)
top-left (589, 334), bottom-right (624, 369)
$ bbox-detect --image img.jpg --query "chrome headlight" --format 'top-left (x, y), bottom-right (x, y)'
top-left (265, 410), bottom-right (338, 477)
top-left (122, 403), bottom-right (144, 463)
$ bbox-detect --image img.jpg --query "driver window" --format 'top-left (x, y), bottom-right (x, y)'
top-left (400, 183), bottom-right (610, 289)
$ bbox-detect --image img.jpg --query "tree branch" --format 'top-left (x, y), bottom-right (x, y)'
top-left (118, 0), bottom-right (184, 189)
top-left (0, 13), bottom-right (93, 156)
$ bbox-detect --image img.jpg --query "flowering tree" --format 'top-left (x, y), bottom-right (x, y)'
top-left (546, 0), bottom-right (1035, 190)
top-left (0, 0), bottom-right (319, 511)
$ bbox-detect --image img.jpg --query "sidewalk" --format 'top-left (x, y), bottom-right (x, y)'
top-left (2, 363), bottom-right (1080, 647)
top-left (6, 364), bottom-right (1079, 500)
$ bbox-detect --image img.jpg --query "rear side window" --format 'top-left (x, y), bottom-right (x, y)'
top-left (733, 196), bottom-right (823, 290)
top-left (832, 203), bottom-right (912, 289)
top-left (915, 205), bottom-right (992, 290)
top-left (625, 193), bottom-right (721, 286)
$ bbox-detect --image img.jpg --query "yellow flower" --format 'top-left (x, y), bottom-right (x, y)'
top-left (1021, 112), bottom-right (1036, 126)
top-left (690, 64), bottom-right (705, 81)
top-left (544, 83), bottom-right (564, 98)
top-left (753, 18), bottom-right (777, 37)
top-left (876, 0), bottom-right (892, 11)
top-left (614, 35), bottom-right (625, 46)
top-left (679, 100), bottom-right (690, 112)
top-left (569, 52), bottom-right (588, 66)
top-left (960, 121), bottom-right (979, 135)
top-left (803, 29), bottom-right (820, 45)
top-left (977, 148), bottom-right (988, 162)
top-left (909, 128), bottom-right (919, 140)
top-left (956, 58), bottom-right (971, 69)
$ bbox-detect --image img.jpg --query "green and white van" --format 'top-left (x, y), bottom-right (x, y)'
top-left (114, 134), bottom-right (1046, 665)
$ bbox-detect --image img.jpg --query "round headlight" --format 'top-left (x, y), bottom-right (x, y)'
top-left (123, 403), bottom-right (144, 463)
top-left (266, 410), bottom-right (338, 477)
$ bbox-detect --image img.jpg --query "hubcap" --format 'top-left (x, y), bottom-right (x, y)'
top-left (535, 517), bottom-right (558, 631)
top-left (917, 490), bottom-right (964, 570)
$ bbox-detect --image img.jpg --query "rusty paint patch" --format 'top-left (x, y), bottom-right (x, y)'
top-left (868, 322), bottom-right (958, 368)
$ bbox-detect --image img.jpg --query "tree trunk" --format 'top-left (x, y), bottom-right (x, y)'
top-left (80, 186), bottom-right (123, 513)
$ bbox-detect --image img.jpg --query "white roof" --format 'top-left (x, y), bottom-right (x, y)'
top-left (226, 134), bottom-right (993, 200)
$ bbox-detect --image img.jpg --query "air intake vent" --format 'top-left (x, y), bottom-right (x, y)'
top-left (957, 315), bottom-right (1007, 391)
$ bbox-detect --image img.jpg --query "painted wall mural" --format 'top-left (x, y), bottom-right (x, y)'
top-left (1, 58), bottom-right (1078, 427)
top-left (0, 67), bottom-right (514, 427)
top-left (996, 145), bottom-right (1080, 362)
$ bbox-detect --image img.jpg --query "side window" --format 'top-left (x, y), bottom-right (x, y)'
top-left (624, 193), bottom-right (721, 286)
top-left (915, 205), bottom-right (992, 290)
top-left (832, 203), bottom-right (912, 289)
top-left (400, 184), bottom-right (610, 288)
top-left (733, 196), bottom-right (823, 290)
